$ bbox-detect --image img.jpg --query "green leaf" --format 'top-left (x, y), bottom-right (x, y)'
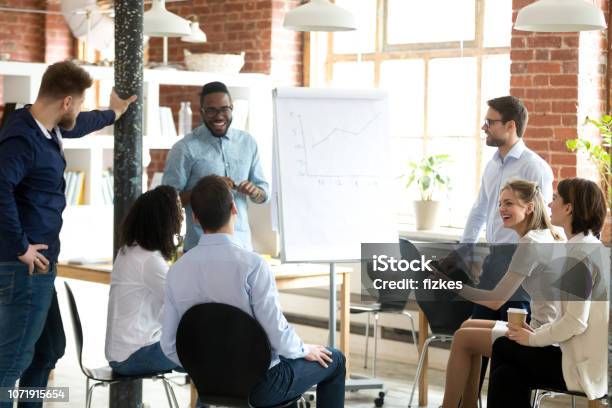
top-left (566, 139), bottom-right (578, 150)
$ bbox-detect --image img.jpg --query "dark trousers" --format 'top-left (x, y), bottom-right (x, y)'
top-left (0, 263), bottom-right (66, 408)
top-left (249, 348), bottom-right (346, 408)
top-left (488, 337), bottom-right (566, 408)
top-left (471, 245), bottom-right (531, 393)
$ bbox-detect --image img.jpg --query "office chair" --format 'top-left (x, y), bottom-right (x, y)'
top-left (350, 238), bottom-right (419, 377)
top-left (63, 282), bottom-right (179, 408)
top-left (176, 303), bottom-right (306, 408)
top-left (532, 388), bottom-right (608, 408)
top-left (406, 243), bottom-right (475, 408)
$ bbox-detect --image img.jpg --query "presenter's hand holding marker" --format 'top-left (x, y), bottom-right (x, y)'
top-left (506, 322), bottom-right (534, 346)
top-left (18, 244), bottom-right (49, 275)
top-left (236, 180), bottom-right (265, 203)
top-left (304, 344), bottom-right (334, 368)
top-left (109, 88), bottom-right (138, 122)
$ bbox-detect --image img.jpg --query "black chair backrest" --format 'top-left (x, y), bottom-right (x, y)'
top-left (408, 241), bottom-right (475, 335)
top-left (176, 303), bottom-right (271, 401)
top-left (362, 239), bottom-right (420, 310)
top-left (63, 282), bottom-right (87, 376)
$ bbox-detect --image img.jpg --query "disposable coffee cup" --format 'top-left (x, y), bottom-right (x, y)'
top-left (507, 308), bottom-right (528, 326)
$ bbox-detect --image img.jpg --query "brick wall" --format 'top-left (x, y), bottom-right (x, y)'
top-left (0, 0), bottom-right (75, 119)
top-left (146, 0), bottom-right (304, 181)
top-left (270, 0), bottom-right (303, 86)
top-left (148, 0), bottom-right (276, 71)
top-left (45, 1), bottom-right (76, 64)
top-left (511, 0), bottom-right (610, 242)
top-left (0, 0), bottom-right (46, 63)
top-left (511, 0), bottom-right (609, 185)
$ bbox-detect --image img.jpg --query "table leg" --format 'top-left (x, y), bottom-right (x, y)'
top-left (190, 379), bottom-right (197, 408)
top-left (339, 271), bottom-right (350, 376)
top-left (418, 308), bottom-right (428, 407)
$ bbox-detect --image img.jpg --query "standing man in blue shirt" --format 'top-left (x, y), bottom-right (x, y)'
top-left (162, 81), bottom-right (269, 252)
top-left (161, 175), bottom-right (346, 407)
top-left (450, 95), bottom-right (553, 396)
top-left (0, 61), bottom-right (136, 407)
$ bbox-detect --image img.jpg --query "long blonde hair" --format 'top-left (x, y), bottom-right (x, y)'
top-left (501, 179), bottom-right (563, 241)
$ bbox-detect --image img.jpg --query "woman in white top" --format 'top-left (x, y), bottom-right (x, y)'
top-left (442, 179), bottom-right (565, 407)
top-left (105, 185), bottom-right (183, 376)
top-left (488, 177), bottom-right (609, 406)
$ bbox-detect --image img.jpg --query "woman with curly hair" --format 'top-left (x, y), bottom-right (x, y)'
top-left (105, 185), bottom-right (183, 376)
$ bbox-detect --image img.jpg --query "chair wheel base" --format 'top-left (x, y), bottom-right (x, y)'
top-left (374, 394), bottom-right (385, 407)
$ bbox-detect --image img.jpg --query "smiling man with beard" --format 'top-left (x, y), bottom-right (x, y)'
top-left (0, 60), bottom-right (136, 408)
top-left (162, 81), bottom-right (269, 252)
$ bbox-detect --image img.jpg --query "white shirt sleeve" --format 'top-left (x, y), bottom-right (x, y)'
top-left (525, 160), bottom-right (554, 207)
top-left (461, 175), bottom-right (488, 243)
top-left (529, 300), bottom-right (590, 347)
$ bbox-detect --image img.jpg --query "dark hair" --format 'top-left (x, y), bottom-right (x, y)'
top-left (557, 178), bottom-right (607, 236)
top-left (191, 175), bottom-right (233, 232)
top-left (119, 185), bottom-right (182, 260)
top-left (487, 96), bottom-right (529, 138)
top-left (199, 81), bottom-right (231, 107)
top-left (38, 61), bottom-right (93, 100)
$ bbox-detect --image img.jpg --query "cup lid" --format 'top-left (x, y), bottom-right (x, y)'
top-left (507, 308), bottom-right (528, 314)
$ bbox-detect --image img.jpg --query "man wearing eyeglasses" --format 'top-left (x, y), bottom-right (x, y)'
top-left (162, 81), bottom-right (269, 252)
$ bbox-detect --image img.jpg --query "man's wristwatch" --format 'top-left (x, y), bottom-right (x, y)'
top-left (251, 189), bottom-right (263, 202)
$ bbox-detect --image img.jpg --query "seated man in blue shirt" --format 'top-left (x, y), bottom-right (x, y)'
top-left (161, 175), bottom-right (346, 408)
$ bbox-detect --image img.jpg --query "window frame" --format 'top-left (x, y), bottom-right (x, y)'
top-left (307, 0), bottom-right (512, 227)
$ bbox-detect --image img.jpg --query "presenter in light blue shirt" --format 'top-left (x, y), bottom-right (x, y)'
top-left (450, 95), bottom-right (553, 397)
top-left (162, 81), bottom-right (269, 252)
top-left (161, 175), bottom-right (346, 407)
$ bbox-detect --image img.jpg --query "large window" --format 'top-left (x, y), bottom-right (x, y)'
top-left (308, 0), bottom-right (512, 229)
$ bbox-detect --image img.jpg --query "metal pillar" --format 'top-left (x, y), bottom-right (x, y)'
top-left (110, 2), bottom-right (144, 407)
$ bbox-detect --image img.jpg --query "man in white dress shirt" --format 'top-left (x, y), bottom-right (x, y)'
top-left (161, 175), bottom-right (346, 407)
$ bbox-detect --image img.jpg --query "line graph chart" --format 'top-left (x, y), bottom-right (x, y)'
top-left (287, 102), bottom-right (386, 178)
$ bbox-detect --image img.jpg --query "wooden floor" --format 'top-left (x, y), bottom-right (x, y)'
top-left (41, 279), bottom-right (588, 407)
top-left (44, 339), bottom-right (590, 408)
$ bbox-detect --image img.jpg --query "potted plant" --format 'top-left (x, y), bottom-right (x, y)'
top-left (402, 154), bottom-right (451, 230)
top-left (566, 114), bottom-right (611, 241)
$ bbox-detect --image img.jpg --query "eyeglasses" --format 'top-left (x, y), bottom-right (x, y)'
top-left (203, 106), bottom-right (233, 117)
top-left (483, 118), bottom-right (504, 127)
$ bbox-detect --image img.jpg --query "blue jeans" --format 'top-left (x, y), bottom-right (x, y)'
top-left (109, 341), bottom-right (181, 376)
top-left (249, 348), bottom-right (346, 408)
top-left (0, 262), bottom-right (65, 408)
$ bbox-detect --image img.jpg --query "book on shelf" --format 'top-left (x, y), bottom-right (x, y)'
top-left (101, 169), bottom-right (114, 205)
top-left (159, 106), bottom-right (178, 139)
top-left (63, 171), bottom-right (85, 205)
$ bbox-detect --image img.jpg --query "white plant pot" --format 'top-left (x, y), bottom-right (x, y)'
top-left (413, 200), bottom-right (440, 230)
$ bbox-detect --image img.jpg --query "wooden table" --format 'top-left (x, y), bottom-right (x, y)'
top-left (57, 262), bottom-right (352, 408)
